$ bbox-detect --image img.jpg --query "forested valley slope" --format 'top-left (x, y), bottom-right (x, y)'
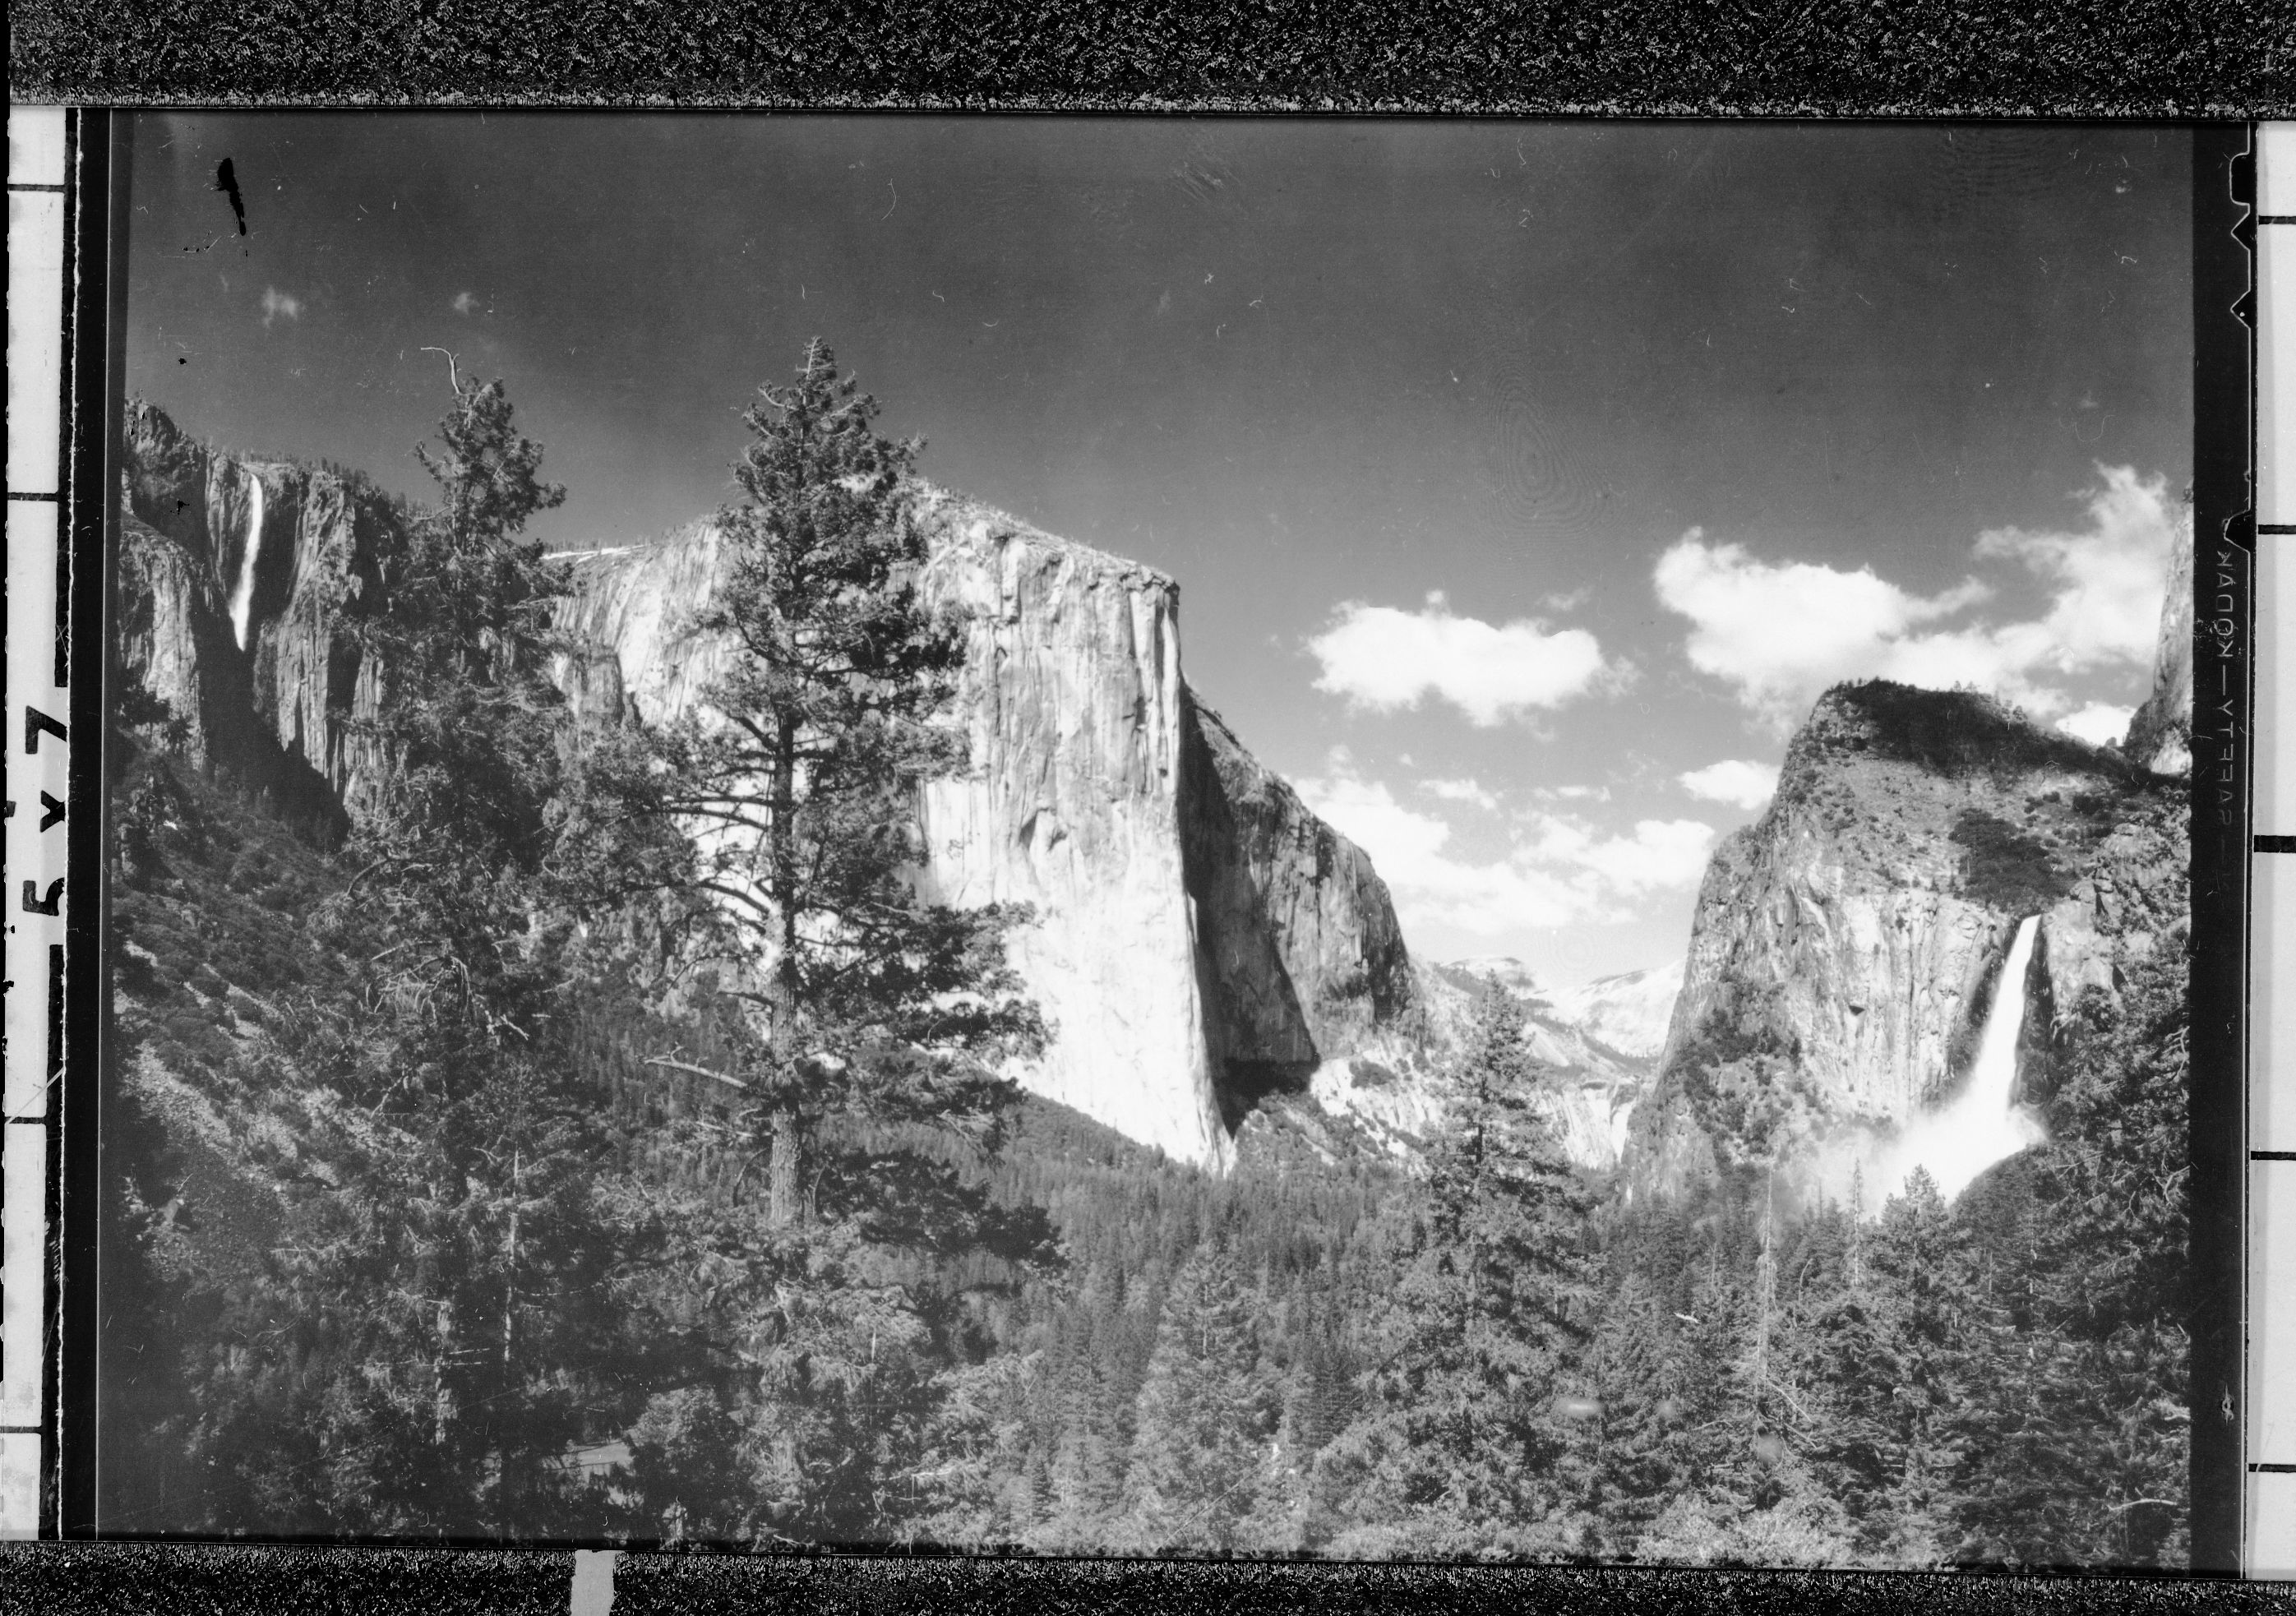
top-left (101, 360), bottom-right (2191, 1567)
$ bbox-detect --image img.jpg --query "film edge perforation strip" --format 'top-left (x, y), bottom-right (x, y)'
top-left (4, 103), bottom-right (73, 1541)
top-left (2249, 120), bottom-right (2296, 1577)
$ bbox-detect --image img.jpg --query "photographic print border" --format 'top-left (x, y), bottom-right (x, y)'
top-left (7, 5), bottom-right (2284, 1606)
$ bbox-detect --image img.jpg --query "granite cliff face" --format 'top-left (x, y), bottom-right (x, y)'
top-left (115, 404), bottom-right (1420, 1172)
top-left (1181, 699), bottom-right (1416, 1120)
top-left (1628, 681), bottom-right (2187, 1204)
top-left (553, 492), bottom-right (1430, 1170)
top-left (113, 402), bottom-right (1702, 1175)
top-left (2122, 504), bottom-right (2194, 777)
top-left (914, 497), bottom-right (1222, 1166)
top-left (118, 402), bottom-right (399, 821)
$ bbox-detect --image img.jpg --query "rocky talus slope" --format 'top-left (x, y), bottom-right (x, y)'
top-left (1627, 681), bottom-right (2187, 1204)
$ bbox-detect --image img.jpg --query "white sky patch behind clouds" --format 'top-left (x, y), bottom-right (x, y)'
top-left (1307, 592), bottom-right (1608, 727)
top-left (1297, 750), bottom-right (1714, 939)
top-left (1679, 759), bottom-right (1781, 810)
top-left (1655, 466), bottom-right (2180, 727)
top-left (260, 286), bottom-right (303, 326)
top-left (2055, 703), bottom-right (2135, 746)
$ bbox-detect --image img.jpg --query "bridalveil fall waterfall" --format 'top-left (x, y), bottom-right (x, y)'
top-left (1627, 677), bottom-right (2186, 1210)
top-left (1874, 912), bottom-right (2047, 1204)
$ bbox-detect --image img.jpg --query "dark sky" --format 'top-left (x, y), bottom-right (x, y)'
top-left (127, 115), bottom-right (2193, 981)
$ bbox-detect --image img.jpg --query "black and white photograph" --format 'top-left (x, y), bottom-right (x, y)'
top-left (96, 115), bottom-right (2199, 1568)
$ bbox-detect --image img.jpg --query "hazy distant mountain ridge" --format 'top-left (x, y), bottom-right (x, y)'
top-left (1537, 960), bottom-right (1684, 1060)
top-left (1279, 954), bottom-right (1675, 1174)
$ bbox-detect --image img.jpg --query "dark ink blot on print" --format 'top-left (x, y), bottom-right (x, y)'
top-left (214, 158), bottom-right (247, 236)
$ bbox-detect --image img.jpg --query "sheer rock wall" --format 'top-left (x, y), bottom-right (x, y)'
top-left (117, 404), bottom-right (1416, 1173)
top-left (1628, 681), bottom-right (2186, 1203)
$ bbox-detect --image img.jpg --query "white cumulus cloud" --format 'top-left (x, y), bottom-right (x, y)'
top-left (1298, 750), bottom-right (1714, 935)
top-left (1516, 812), bottom-right (1718, 898)
top-left (1308, 591), bottom-right (1608, 727)
top-left (2055, 702), bottom-right (2134, 747)
top-left (1971, 467), bottom-right (2180, 675)
top-left (1654, 530), bottom-right (1988, 723)
top-left (1679, 759), bottom-right (1781, 810)
top-left (260, 286), bottom-right (303, 327)
top-left (1655, 467), bottom-right (2182, 728)
top-left (1421, 777), bottom-right (1499, 811)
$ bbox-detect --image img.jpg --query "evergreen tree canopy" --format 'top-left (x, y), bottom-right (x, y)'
top-left (564, 339), bottom-right (1055, 1545)
top-left (575, 337), bottom-right (1041, 1228)
top-left (178, 375), bottom-right (640, 1538)
top-left (1119, 1247), bottom-right (1275, 1553)
top-left (1317, 982), bottom-right (1598, 1555)
top-left (1947, 938), bottom-right (2191, 1568)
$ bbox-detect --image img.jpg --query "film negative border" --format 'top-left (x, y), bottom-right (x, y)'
top-left (2247, 119), bottom-right (2296, 1578)
top-left (4, 103), bottom-right (118, 1546)
top-left (4, 102), bottom-right (72, 1540)
top-left (2191, 123), bottom-right (2260, 1578)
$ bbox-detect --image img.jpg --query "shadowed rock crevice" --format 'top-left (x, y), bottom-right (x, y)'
top-left (1179, 695), bottom-right (1414, 1128)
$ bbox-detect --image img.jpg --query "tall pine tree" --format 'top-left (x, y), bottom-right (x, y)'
top-left (571, 339), bottom-right (1051, 1543)
top-left (1316, 982), bottom-right (1598, 1557)
top-left (182, 374), bottom-right (640, 1536)
top-left (1116, 1247), bottom-right (1276, 1554)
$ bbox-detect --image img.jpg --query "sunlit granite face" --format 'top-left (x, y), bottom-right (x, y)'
top-left (552, 487), bottom-right (1419, 1172)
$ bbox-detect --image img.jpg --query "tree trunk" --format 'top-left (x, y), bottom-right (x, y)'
top-left (1752, 1163), bottom-right (1776, 1433)
top-left (435, 1299), bottom-right (455, 1448)
top-left (765, 708), bottom-right (808, 1233)
top-left (500, 1146), bottom-right (520, 1537)
top-left (768, 1108), bottom-right (807, 1231)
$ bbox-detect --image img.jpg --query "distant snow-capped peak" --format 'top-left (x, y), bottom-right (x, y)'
top-left (1433, 954), bottom-right (1684, 1063)
top-left (1541, 960), bottom-right (1685, 1060)
top-left (1436, 955), bottom-right (1550, 1000)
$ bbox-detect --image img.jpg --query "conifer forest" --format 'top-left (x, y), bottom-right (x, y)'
top-left (101, 344), bottom-right (2191, 1570)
